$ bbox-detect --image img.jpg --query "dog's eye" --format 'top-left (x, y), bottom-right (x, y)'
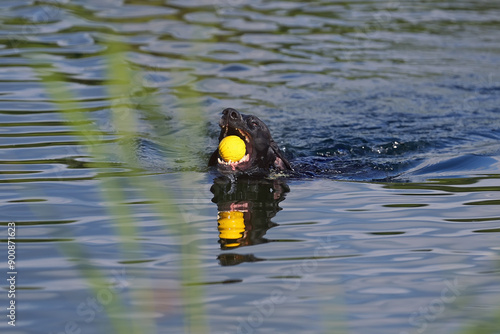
top-left (248, 119), bottom-right (260, 129)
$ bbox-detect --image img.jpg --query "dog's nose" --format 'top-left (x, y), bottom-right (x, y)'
top-left (223, 108), bottom-right (240, 120)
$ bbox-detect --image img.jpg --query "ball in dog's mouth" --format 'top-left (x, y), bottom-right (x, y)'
top-left (218, 135), bottom-right (247, 163)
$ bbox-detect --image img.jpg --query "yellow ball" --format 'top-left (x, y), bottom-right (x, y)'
top-left (218, 135), bottom-right (246, 162)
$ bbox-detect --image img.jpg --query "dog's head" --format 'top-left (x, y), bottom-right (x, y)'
top-left (209, 108), bottom-right (291, 175)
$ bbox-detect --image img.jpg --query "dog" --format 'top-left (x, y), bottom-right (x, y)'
top-left (209, 108), bottom-right (292, 176)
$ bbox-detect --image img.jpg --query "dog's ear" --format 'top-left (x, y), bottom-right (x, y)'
top-left (268, 141), bottom-right (292, 171)
top-left (208, 149), bottom-right (219, 166)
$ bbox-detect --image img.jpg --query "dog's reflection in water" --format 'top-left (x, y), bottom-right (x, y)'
top-left (210, 177), bottom-right (289, 266)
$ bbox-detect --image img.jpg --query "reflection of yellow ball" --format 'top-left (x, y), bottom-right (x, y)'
top-left (218, 211), bottom-right (245, 240)
top-left (219, 135), bottom-right (246, 162)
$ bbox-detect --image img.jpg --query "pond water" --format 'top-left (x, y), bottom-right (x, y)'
top-left (1, 1), bottom-right (500, 334)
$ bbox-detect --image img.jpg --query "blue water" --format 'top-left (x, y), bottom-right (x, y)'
top-left (1, 1), bottom-right (500, 334)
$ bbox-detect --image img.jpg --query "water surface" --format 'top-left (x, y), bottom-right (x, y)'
top-left (1, 1), bottom-right (500, 334)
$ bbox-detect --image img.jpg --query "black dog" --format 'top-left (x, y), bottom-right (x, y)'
top-left (209, 108), bottom-right (292, 176)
